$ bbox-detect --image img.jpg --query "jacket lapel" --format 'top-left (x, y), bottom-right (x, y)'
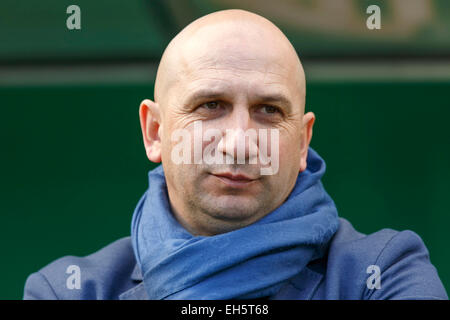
top-left (119, 264), bottom-right (149, 300)
top-left (272, 266), bottom-right (324, 300)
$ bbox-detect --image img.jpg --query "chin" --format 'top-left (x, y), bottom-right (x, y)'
top-left (201, 194), bottom-right (264, 222)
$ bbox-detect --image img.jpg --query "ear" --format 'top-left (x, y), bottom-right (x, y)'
top-left (299, 111), bottom-right (315, 172)
top-left (139, 99), bottom-right (162, 163)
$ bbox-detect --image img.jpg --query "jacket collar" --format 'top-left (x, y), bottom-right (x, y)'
top-left (119, 264), bottom-right (148, 300)
top-left (130, 263), bottom-right (143, 281)
top-left (119, 261), bottom-right (324, 300)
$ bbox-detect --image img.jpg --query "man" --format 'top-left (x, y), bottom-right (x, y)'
top-left (24, 9), bottom-right (447, 300)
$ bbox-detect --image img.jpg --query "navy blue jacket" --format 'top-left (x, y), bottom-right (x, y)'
top-left (23, 218), bottom-right (448, 300)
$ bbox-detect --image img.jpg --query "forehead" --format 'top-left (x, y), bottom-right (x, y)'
top-left (171, 23), bottom-right (302, 101)
top-left (181, 60), bottom-right (292, 100)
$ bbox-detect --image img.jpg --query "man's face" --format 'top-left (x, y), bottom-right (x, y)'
top-left (149, 22), bottom-right (313, 235)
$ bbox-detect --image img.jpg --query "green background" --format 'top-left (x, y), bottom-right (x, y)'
top-left (1, 0), bottom-right (449, 299)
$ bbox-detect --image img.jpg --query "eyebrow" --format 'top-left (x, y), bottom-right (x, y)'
top-left (184, 89), bottom-right (225, 106)
top-left (184, 89), bottom-right (293, 113)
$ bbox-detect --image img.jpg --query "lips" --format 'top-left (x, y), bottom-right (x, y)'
top-left (211, 172), bottom-right (259, 188)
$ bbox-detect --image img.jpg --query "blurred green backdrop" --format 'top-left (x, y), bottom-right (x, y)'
top-left (1, 0), bottom-right (449, 299)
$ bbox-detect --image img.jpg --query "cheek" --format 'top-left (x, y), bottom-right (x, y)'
top-left (160, 134), bottom-right (172, 164)
top-left (278, 134), bottom-right (302, 171)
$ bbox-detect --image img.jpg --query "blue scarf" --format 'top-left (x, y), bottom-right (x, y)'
top-left (131, 147), bottom-right (340, 300)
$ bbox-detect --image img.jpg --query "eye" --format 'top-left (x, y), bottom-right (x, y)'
top-left (195, 101), bottom-right (225, 118)
top-left (202, 101), bottom-right (219, 110)
top-left (260, 105), bottom-right (281, 114)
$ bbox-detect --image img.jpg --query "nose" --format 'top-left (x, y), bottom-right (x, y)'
top-left (216, 105), bottom-right (259, 164)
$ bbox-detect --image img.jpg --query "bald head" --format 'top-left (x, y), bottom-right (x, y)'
top-left (154, 9), bottom-right (306, 111)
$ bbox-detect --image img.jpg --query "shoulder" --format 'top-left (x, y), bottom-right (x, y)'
top-left (321, 218), bottom-right (448, 300)
top-left (23, 237), bottom-right (137, 300)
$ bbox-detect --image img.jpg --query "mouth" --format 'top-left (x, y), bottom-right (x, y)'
top-left (211, 172), bottom-right (259, 188)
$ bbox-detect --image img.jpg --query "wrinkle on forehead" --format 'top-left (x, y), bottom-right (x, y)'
top-left (154, 9), bottom-right (306, 111)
